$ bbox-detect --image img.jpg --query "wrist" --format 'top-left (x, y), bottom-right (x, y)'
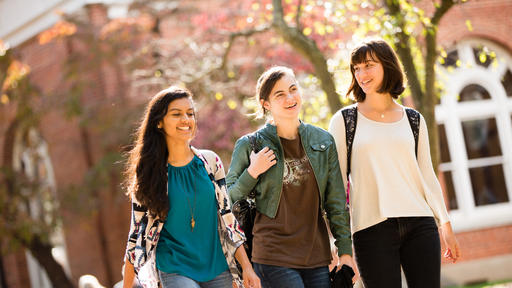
top-left (441, 221), bottom-right (453, 231)
top-left (247, 166), bottom-right (259, 179)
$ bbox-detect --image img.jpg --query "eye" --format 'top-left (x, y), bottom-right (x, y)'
top-left (187, 112), bottom-right (195, 117)
top-left (290, 86), bottom-right (297, 91)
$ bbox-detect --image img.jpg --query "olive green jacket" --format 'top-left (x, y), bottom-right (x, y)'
top-left (226, 122), bottom-right (352, 256)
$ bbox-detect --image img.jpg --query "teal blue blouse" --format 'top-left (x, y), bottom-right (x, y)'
top-left (156, 155), bottom-right (228, 281)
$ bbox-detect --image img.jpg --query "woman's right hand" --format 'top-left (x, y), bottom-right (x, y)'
top-left (247, 146), bottom-right (276, 178)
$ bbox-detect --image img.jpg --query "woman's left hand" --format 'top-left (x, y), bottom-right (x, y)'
top-left (440, 222), bottom-right (461, 263)
top-left (339, 254), bottom-right (360, 284)
top-left (242, 268), bottom-right (261, 288)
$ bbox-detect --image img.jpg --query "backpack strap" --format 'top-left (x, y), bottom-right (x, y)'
top-left (247, 133), bottom-right (260, 199)
top-left (341, 106), bottom-right (358, 179)
top-left (248, 133), bottom-right (261, 153)
top-left (405, 108), bottom-right (420, 158)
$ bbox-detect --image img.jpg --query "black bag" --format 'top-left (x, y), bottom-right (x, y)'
top-left (232, 133), bottom-right (260, 261)
top-left (329, 265), bottom-right (355, 288)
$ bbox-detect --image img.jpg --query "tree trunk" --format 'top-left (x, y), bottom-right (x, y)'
top-left (424, 27), bottom-right (441, 172)
top-left (272, 0), bottom-right (342, 113)
top-left (26, 236), bottom-right (74, 288)
top-left (79, 127), bottom-right (114, 287)
top-left (424, 0), bottom-right (456, 172)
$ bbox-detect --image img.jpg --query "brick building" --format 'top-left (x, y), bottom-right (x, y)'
top-left (1, 0), bottom-right (511, 287)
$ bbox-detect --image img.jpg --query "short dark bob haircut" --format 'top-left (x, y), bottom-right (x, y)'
top-left (347, 39), bottom-right (406, 102)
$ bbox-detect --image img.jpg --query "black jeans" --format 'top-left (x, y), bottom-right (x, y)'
top-left (353, 217), bottom-right (441, 288)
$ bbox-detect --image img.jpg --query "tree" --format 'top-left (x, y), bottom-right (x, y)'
top-left (376, 0), bottom-right (460, 169)
top-left (196, 0), bottom-right (464, 169)
top-left (0, 41), bottom-right (74, 288)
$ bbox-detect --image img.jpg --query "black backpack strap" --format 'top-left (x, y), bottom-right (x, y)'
top-left (405, 107), bottom-right (420, 158)
top-left (248, 133), bottom-right (261, 153)
top-left (247, 133), bottom-right (260, 199)
top-left (341, 106), bottom-right (358, 179)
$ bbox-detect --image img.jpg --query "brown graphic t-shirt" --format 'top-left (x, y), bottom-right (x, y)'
top-left (251, 136), bottom-right (332, 268)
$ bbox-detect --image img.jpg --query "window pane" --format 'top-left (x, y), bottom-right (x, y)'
top-left (438, 124), bottom-right (451, 163)
top-left (443, 171), bottom-right (458, 210)
top-left (501, 69), bottom-right (512, 97)
top-left (461, 118), bottom-right (502, 159)
top-left (469, 164), bottom-right (508, 206)
top-left (458, 84), bottom-right (491, 102)
top-left (441, 49), bottom-right (459, 68)
top-left (473, 46), bottom-right (496, 68)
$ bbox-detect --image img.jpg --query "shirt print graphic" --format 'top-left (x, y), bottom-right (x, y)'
top-left (283, 155), bottom-right (311, 187)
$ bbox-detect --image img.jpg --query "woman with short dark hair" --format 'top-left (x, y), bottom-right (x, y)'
top-left (329, 39), bottom-right (460, 288)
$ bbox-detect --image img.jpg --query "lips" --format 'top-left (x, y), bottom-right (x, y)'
top-left (285, 103), bottom-right (298, 109)
top-left (360, 79), bottom-right (372, 86)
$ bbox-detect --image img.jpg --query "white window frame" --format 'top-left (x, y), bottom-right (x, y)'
top-left (13, 128), bottom-right (70, 288)
top-left (435, 39), bottom-right (512, 232)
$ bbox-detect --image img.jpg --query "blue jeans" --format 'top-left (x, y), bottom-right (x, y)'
top-left (354, 217), bottom-right (441, 288)
top-left (253, 263), bottom-right (330, 288)
top-left (158, 270), bottom-right (232, 288)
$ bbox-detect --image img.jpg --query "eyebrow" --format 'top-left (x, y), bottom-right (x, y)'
top-left (168, 108), bottom-right (194, 112)
top-left (273, 84), bottom-right (297, 95)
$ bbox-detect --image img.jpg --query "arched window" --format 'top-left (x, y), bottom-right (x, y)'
top-left (436, 39), bottom-right (512, 231)
top-left (12, 127), bottom-right (70, 288)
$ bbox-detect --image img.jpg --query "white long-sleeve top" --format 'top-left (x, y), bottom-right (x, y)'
top-left (328, 105), bottom-right (450, 234)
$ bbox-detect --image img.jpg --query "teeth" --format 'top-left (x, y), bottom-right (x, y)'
top-left (286, 103), bottom-right (297, 109)
top-left (177, 127), bottom-right (190, 131)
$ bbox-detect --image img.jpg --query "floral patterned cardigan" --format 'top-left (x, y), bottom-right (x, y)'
top-left (124, 147), bottom-right (246, 288)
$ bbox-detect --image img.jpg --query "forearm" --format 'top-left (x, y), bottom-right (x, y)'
top-left (228, 168), bottom-right (259, 201)
top-left (234, 246), bottom-right (252, 272)
top-left (122, 259), bottom-right (135, 288)
top-left (326, 145), bottom-right (352, 256)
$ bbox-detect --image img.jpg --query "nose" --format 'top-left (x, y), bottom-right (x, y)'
top-left (180, 114), bottom-right (193, 121)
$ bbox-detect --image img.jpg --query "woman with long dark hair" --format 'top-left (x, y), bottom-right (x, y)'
top-left (122, 86), bottom-right (260, 288)
top-left (227, 66), bottom-right (358, 288)
top-left (328, 39), bottom-right (460, 288)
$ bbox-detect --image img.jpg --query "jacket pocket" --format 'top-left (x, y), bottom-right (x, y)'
top-left (310, 141), bottom-right (332, 152)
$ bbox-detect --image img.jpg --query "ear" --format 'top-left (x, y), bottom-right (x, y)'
top-left (157, 121), bottom-right (162, 129)
top-left (261, 99), bottom-right (270, 112)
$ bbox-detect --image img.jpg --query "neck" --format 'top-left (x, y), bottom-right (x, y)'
top-left (166, 139), bottom-right (193, 165)
top-left (274, 118), bottom-right (300, 140)
top-left (362, 92), bottom-right (395, 111)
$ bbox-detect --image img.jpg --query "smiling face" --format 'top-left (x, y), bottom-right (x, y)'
top-left (262, 72), bottom-right (302, 122)
top-left (158, 97), bottom-right (196, 144)
top-left (353, 53), bottom-right (385, 96)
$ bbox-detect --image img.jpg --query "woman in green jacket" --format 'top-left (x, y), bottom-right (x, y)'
top-left (227, 66), bottom-right (358, 288)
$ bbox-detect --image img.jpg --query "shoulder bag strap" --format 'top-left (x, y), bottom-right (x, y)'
top-left (405, 107), bottom-right (420, 158)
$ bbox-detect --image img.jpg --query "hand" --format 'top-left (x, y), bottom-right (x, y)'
top-left (234, 246), bottom-right (261, 288)
top-left (440, 222), bottom-right (461, 263)
top-left (242, 267), bottom-right (261, 288)
top-left (338, 254), bottom-right (360, 284)
top-left (247, 146), bottom-right (276, 178)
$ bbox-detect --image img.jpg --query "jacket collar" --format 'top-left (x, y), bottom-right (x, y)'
top-left (259, 120), bottom-right (307, 140)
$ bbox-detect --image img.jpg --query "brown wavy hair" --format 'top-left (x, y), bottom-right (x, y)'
top-left (347, 39), bottom-right (406, 102)
top-left (124, 86), bottom-right (193, 219)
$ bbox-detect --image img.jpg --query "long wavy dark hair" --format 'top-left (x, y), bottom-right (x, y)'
top-left (125, 86), bottom-right (194, 219)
